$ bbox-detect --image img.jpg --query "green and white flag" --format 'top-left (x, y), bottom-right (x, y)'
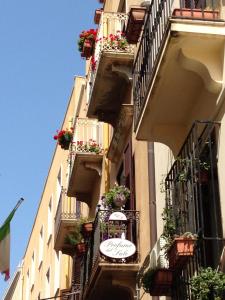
top-left (0, 198), bottom-right (24, 281)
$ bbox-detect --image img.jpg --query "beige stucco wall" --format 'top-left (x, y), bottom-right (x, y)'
top-left (6, 76), bottom-right (89, 300)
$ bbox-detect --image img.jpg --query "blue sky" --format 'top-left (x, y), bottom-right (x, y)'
top-left (0, 0), bottom-right (98, 296)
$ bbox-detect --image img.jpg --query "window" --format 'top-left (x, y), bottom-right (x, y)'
top-left (45, 268), bottom-right (50, 298)
top-left (54, 251), bottom-right (60, 293)
top-left (47, 197), bottom-right (53, 242)
top-left (56, 168), bottom-right (62, 207)
top-left (26, 269), bottom-right (30, 300)
top-left (31, 252), bottom-right (35, 286)
top-left (38, 226), bottom-right (44, 268)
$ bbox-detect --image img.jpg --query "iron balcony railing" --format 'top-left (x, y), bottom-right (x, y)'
top-left (133, 0), bottom-right (221, 129)
top-left (86, 12), bottom-right (135, 105)
top-left (164, 121), bottom-right (224, 299)
top-left (61, 285), bottom-right (81, 300)
top-left (80, 209), bottom-right (140, 292)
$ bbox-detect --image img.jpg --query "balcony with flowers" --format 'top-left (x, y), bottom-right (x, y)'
top-left (80, 186), bottom-right (140, 300)
top-left (85, 12), bottom-right (135, 125)
top-left (67, 118), bottom-right (104, 208)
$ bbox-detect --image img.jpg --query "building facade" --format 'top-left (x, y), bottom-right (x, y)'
top-left (4, 0), bottom-right (225, 299)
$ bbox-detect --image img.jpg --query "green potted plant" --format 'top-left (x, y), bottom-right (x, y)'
top-left (104, 185), bottom-right (130, 209)
top-left (64, 225), bottom-right (86, 256)
top-left (167, 232), bottom-right (197, 269)
top-left (161, 207), bottom-right (196, 269)
top-left (190, 267), bottom-right (225, 300)
top-left (141, 268), bottom-right (173, 296)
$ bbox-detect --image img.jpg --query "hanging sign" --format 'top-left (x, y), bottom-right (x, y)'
top-left (109, 212), bottom-right (127, 221)
top-left (100, 238), bottom-right (136, 259)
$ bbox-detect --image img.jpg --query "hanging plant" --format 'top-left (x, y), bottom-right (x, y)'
top-left (78, 29), bottom-right (97, 59)
top-left (53, 128), bottom-right (74, 150)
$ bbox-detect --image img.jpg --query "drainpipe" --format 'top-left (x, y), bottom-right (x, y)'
top-left (148, 142), bottom-right (157, 245)
top-left (147, 142), bottom-right (159, 300)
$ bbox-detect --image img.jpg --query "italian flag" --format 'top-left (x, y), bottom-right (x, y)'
top-left (0, 209), bottom-right (16, 281)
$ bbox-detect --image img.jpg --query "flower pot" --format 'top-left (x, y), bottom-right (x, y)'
top-left (82, 40), bottom-right (94, 59)
top-left (94, 9), bottom-right (102, 24)
top-left (126, 7), bottom-right (146, 44)
top-left (113, 193), bottom-right (127, 208)
top-left (58, 136), bottom-right (71, 150)
top-left (75, 242), bottom-right (87, 256)
top-left (149, 269), bottom-right (173, 296)
top-left (172, 8), bottom-right (219, 20)
top-left (168, 237), bottom-right (196, 269)
top-left (62, 244), bottom-right (76, 256)
top-left (82, 222), bottom-right (93, 237)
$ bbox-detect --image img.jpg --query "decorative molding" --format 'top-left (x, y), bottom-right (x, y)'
top-left (112, 64), bottom-right (133, 83)
top-left (84, 161), bottom-right (102, 176)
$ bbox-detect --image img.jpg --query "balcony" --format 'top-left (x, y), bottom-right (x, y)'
top-left (86, 12), bottom-right (134, 125)
top-left (67, 118), bottom-right (104, 207)
top-left (133, 0), bottom-right (224, 153)
top-left (54, 191), bottom-right (79, 255)
top-left (163, 121), bottom-right (224, 298)
top-left (80, 209), bottom-right (140, 300)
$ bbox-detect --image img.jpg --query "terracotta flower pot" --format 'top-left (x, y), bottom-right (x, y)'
top-left (75, 242), bottom-right (87, 256)
top-left (125, 7), bottom-right (146, 44)
top-left (150, 269), bottom-right (173, 296)
top-left (62, 244), bottom-right (76, 256)
top-left (82, 40), bottom-right (94, 59)
top-left (58, 136), bottom-right (71, 150)
top-left (168, 237), bottom-right (196, 269)
top-left (94, 9), bottom-right (102, 24)
top-left (172, 8), bottom-right (219, 20)
top-left (82, 222), bottom-right (93, 237)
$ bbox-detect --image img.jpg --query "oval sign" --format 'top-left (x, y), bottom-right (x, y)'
top-left (109, 212), bottom-right (127, 221)
top-left (100, 238), bottom-right (136, 259)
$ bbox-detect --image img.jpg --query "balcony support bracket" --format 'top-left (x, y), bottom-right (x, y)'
top-left (84, 162), bottom-right (102, 176)
top-left (112, 64), bottom-right (132, 83)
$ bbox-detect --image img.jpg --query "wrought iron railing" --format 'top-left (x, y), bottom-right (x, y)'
top-left (80, 209), bottom-right (140, 292)
top-left (86, 12), bottom-right (135, 105)
top-left (54, 190), bottom-right (80, 243)
top-left (61, 284), bottom-right (81, 300)
top-left (133, 0), bottom-right (221, 129)
top-left (164, 121), bottom-right (224, 299)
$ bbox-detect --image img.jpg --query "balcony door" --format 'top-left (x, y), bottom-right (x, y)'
top-left (116, 140), bottom-right (136, 210)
